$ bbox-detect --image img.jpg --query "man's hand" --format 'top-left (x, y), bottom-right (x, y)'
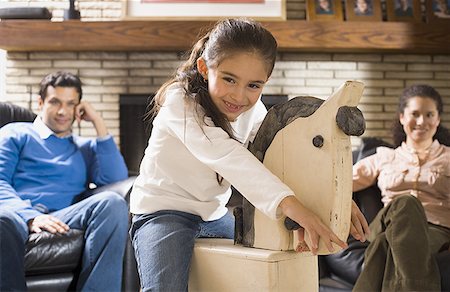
top-left (75, 100), bottom-right (108, 138)
top-left (28, 215), bottom-right (70, 234)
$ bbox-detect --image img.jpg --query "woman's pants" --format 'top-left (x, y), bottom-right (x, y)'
top-left (130, 210), bottom-right (234, 292)
top-left (354, 195), bottom-right (450, 292)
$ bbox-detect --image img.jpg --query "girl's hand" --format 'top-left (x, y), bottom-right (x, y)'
top-left (349, 200), bottom-right (370, 242)
top-left (279, 196), bottom-right (348, 255)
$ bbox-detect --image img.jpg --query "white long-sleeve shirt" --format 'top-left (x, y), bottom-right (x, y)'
top-left (130, 84), bottom-right (294, 221)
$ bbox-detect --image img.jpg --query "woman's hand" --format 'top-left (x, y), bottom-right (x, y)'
top-left (349, 200), bottom-right (370, 242)
top-left (279, 196), bottom-right (348, 255)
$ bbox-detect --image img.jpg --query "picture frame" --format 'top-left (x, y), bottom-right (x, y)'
top-left (122, 0), bottom-right (286, 21)
top-left (386, 0), bottom-right (421, 22)
top-left (345, 0), bottom-right (382, 22)
top-left (306, 0), bottom-right (343, 21)
top-left (426, 0), bottom-right (450, 23)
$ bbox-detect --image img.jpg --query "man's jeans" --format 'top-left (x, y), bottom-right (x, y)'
top-left (130, 210), bottom-right (234, 292)
top-left (0, 191), bottom-right (128, 291)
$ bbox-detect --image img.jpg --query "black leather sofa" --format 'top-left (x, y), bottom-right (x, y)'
top-left (0, 101), bottom-right (139, 291)
top-left (319, 137), bottom-right (450, 292)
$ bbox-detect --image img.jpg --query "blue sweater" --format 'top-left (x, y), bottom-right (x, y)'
top-left (0, 121), bottom-right (128, 223)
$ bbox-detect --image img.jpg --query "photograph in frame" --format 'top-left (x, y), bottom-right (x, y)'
top-left (306, 0), bottom-right (343, 21)
top-left (427, 0), bottom-right (450, 22)
top-left (386, 0), bottom-right (422, 22)
top-left (122, 0), bottom-right (286, 20)
top-left (345, 0), bottom-right (382, 21)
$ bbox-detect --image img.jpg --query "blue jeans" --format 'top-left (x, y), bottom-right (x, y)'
top-left (0, 191), bottom-right (128, 292)
top-left (130, 210), bottom-right (234, 292)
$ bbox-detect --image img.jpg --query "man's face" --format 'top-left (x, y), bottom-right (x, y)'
top-left (38, 86), bottom-right (80, 137)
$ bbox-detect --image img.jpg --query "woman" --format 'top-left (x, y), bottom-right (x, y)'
top-left (353, 84), bottom-right (450, 291)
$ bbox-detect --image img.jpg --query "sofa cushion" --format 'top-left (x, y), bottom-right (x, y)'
top-left (25, 229), bottom-right (84, 275)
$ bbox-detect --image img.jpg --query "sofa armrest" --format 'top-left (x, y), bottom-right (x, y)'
top-left (76, 176), bottom-right (137, 202)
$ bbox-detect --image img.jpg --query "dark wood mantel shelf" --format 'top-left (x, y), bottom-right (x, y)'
top-left (1, 20), bottom-right (449, 53)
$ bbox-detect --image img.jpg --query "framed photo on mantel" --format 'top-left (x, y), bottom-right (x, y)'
top-left (426, 0), bottom-right (450, 23)
top-left (386, 0), bottom-right (422, 22)
top-left (306, 0), bottom-right (343, 21)
top-left (345, 0), bottom-right (382, 22)
top-left (122, 0), bottom-right (286, 21)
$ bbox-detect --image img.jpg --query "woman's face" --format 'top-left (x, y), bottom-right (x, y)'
top-left (198, 52), bottom-right (269, 122)
top-left (400, 96), bottom-right (440, 146)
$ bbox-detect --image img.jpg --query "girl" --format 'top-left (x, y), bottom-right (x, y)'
top-left (353, 84), bottom-right (450, 291)
top-left (129, 18), bottom-right (369, 291)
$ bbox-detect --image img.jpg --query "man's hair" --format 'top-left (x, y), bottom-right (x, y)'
top-left (39, 71), bottom-right (82, 101)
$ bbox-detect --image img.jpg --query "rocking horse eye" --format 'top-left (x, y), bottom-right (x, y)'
top-left (312, 135), bottom-right (324, 148)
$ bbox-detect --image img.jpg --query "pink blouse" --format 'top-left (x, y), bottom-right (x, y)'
top-left (353, 140), bottom-right (450, 228)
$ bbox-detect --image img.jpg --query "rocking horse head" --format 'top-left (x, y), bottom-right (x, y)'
top-left (235, 81), bottom-right (365, 254)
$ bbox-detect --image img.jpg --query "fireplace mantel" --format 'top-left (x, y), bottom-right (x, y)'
top-left (0, 20), bottom-right (449, 53)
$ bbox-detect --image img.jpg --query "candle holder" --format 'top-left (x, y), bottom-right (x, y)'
top-left (64, 0), bottom-right (80, 20)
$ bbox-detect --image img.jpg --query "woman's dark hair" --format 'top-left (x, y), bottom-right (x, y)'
top-left (392, 84), bottom-right (450, 146)
top-left (39, 71), bottom-right (83, 101)
top-left (146, 18), bottom-right (278, 138)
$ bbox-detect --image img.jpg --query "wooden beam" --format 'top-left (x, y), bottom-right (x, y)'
top-left (0, 20), bottom-right (449, 53)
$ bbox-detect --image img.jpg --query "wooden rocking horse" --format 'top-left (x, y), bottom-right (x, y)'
top-left (189, 81), bottom-right (366, 291)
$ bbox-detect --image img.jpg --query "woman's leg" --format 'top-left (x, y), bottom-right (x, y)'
top-left (354, 195), bottom-right (440, 291)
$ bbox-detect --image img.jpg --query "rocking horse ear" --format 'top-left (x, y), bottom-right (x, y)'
top-left (336, 106), bottom-right (366, 137)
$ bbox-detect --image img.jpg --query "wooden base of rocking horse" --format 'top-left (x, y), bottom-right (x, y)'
top-left (189, 239), bottom-right (318, 292)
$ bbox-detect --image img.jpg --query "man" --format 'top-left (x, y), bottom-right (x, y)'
top-left (0, 71), bottom-right (129, 291)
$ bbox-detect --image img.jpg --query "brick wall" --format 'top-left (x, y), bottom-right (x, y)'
top-left (1, 0), bottom-right (449, 148)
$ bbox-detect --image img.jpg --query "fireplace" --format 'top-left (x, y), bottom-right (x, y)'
top-left (119, 94), bottom-right (288, 175)
top-left (120, 94), bottom-right (154, 175)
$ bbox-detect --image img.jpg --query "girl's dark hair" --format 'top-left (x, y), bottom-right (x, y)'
top-left (147, 18), bottom-right (278, 138)
top-left (39, 71), bottom-right (83, 101)
top-left (392, 84), bottom-right (450, 146)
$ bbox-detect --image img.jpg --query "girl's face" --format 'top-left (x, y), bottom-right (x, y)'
top-left (198, 52), bottom-right (269, 122)
top-left (399, 96), bottom-right (440, 146)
